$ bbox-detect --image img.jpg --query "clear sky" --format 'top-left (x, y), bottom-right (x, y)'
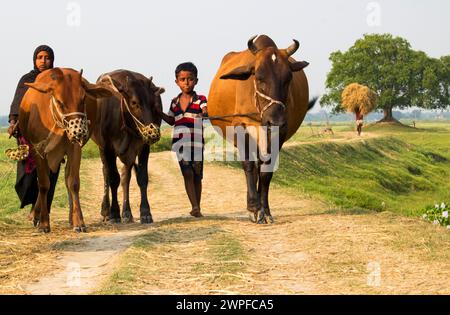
top-left (1, 0), bottom-right (448, 115)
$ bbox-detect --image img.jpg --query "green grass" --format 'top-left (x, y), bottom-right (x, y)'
top-left (95, 258), bottom-right (138, 294)
top-left (0, 133), bottom-right (29, 225)
top-left (81, 140), bottom-right (100, 159)
top-left (274, 137), bottom-right (450, 215)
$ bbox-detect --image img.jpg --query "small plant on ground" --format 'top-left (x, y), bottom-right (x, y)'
top-left (421, 202), bottom-right (450, 228)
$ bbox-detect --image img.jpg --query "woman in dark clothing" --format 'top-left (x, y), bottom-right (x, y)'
top-left (7, 45), bottom-right (60, 217)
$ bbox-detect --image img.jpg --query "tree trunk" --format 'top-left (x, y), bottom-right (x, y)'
top-left (377, 106), bottom-right (400, 123)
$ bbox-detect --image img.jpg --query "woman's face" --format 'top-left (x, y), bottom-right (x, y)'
top-left (35, 51), bottom-right (52, 72)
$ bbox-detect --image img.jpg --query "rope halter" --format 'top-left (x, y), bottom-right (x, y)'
top-left (253, 80), bottom-right (286, 119)
top-left (102, 75), bottom-right (161, 145)
top-left (50, 95), bottom-right (89, 146)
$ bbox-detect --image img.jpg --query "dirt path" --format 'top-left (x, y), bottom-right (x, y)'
top-left (8, 144), bottom-right (450, 295)
top-left (24, 230), bottom-right (142, 294)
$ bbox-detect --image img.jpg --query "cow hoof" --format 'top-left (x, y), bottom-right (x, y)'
top-left (122, 216), bottom-right (134, 224)
top-left (140, 215), bottom-right (153, 224)
top-left (73, 226), bottom-right (87, 233)
top-left (109, 218), bottom-right (121, 224)
top-left (267, 216), bottom-right (274, 224)
top-left (38, 226), bottom-right (51, 233)
top-left (248, 212), bottom-right (257, 223)
top-left (256, 211), bottom-right (267, 224)
top-left (101, 206), bottom-right (110, 219)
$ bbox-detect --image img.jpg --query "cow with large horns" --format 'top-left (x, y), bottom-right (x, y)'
top-left (207, 35), bottom-right (316, 224)
top-left (18, 68), bottom-right (112, 232)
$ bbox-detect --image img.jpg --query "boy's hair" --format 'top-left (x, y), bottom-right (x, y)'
top-left (175, 62), bottom-right (198, 78)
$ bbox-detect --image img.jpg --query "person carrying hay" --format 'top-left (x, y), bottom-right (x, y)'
top-left (341, 83), bottom-right (377, 136)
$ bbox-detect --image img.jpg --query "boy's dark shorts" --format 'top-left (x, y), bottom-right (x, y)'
top-left (179, 160), bottom-right (203, 179)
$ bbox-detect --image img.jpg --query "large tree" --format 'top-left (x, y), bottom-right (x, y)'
top-left (321, 34), bottom-right (449, 122)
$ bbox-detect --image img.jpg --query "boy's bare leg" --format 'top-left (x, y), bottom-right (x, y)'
top-left (181, 168), bottom-right (202, 217)
top-left (194, 175), bottom-right (202, 208)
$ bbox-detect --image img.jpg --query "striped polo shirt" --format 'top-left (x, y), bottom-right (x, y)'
top-left (168, 91), bottom-right (207, 161)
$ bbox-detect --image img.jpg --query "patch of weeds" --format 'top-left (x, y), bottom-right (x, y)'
top-left (407, 166), bottom-right (422, 176)
top-left (422, 152), bottom-right (448, 163)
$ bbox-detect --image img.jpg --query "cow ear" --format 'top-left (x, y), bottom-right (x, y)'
top-left (25, 82), bottom-right (53, 93)
top-left (290, 61), bottom-right (309, 72)
top-left (86, 85), bottom-right (113, 98)
top-left (220, 64), bottom-right (255, 80)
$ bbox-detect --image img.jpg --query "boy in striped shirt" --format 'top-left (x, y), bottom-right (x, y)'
top-left (156, 62), bottom-right (208, 218)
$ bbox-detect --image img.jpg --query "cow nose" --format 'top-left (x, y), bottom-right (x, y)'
top-left (265, 118), bottom-right (287, 130)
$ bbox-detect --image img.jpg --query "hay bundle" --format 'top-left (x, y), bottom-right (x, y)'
top-left (341, 83), bottom-right (377, 115)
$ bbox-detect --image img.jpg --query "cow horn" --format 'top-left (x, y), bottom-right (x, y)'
top-left (80, 69), bottom-right (84, 77)
top-left (285, 40), bottom-right (299, 56)
top-left (247, 35), bottom-right (259, 55)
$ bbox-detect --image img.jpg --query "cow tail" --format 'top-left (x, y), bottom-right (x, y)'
top-left (308, 97), bottom-right (318, 111)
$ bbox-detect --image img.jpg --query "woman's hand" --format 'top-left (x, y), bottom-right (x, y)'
top-left (8, 120), bottom-right (17, 137)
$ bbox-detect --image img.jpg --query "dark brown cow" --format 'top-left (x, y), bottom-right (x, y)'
top-left (208, 35), bottom-right (315, 224)
top-left (89, 70), bottom-right (164, 224)
top-left (19, 68), bottom-right (112, 233)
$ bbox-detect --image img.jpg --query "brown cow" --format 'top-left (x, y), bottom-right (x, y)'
top-left (19, 68), bottom-right (112, 233)
top-left (89, 70), bottom-right (164, 224)
top-left (208, 35), bottom-right (316, 224)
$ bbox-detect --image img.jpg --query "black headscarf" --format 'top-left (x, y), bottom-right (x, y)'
top-left (32, 45), bottom-right (55, 71)
top-left (9, 45), bottom-right (55, 121)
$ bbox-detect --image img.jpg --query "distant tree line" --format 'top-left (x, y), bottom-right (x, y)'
top-left (305, 109), bottom-right (450, 122)
top-left (0, 116), bottom-right (8, 127)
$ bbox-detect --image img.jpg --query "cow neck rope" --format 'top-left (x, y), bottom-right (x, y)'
top-left (50, 95), bottom-right (87, 130)
top-left (205, 113), bottom-right (260, 122)
top-left (253, 80), bottom-right (286, 119)
top-left (102, 75), bottom-right (147, 132)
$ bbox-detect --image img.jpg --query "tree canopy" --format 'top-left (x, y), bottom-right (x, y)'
top-left (321, 34), bottom-right (450, 122)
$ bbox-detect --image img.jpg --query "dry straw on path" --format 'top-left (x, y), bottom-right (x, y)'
top-left (341, 83), bottom-right (377, 115)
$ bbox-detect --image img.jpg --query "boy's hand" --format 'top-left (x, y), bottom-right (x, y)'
top-left (201, 107), bottom-right (208, 118)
